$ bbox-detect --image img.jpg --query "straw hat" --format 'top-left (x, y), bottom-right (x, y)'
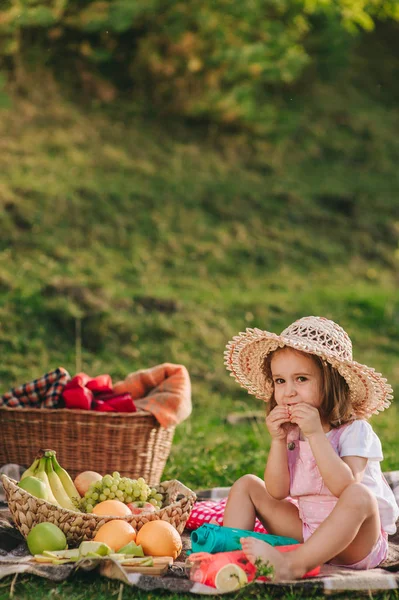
top-left (224, 316), bottom-right (393, 420)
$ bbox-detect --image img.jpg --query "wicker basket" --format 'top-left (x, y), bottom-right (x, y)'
top-left (0, 407), bottom-right (175, 485)
top-left (1, 474), bottom-right (196, 545)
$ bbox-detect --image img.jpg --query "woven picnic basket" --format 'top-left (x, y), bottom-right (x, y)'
top-left (1, 474), bottom-right (196, 545)
top-left (0, 407), bottom-right (175, 485)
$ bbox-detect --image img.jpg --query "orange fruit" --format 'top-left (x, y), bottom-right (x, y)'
top-left (93, 520), bottom-right (136, 552)
top-left (92, 500), bottom-right (132, 517)
top-left (136, 520), bottom-right (182, 559)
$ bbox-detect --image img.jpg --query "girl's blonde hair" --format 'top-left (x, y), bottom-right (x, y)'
top-left (262, 348), bottom-right (352, 427)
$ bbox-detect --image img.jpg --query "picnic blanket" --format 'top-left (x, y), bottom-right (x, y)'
top-left (0, 363), bottom-right (191, 427)
top-left (1, 470), bottom-right (399, 594)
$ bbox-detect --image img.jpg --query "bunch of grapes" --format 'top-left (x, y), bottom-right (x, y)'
top-left (80, 472), bottom-right (165, 513)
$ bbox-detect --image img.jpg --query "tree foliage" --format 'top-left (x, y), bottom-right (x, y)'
top-left (1, 0), bottom-right (398, 129)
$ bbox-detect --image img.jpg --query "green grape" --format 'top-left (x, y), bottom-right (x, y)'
top-left (118, 481), bottom-right (126, 491)
top-left (116, 490), bottom-right (124, 499)
top-left (112, 471), bottom-right (120, 479)
top-left (125, 495), bottom-right (133, 503)
top-left (125, 486), bottom-right (133, 495)
top-left (137, 477), bottom-right (145, 485)
top-left (86, 504), bottom-right (94, 513)
top-left (84, 491), bottom-right (91, 499)
top-left (154, 493), bottom-right (163, 501)
top-left (100, 493), bottom-right (106, 502)
top-left (91, 492), bottom-right (99, 501)
top-left (103, 488), bottom-right (111, 496)
top-left (103, 476), bottom-right (113, 487)
top-left (111, 484), bottom-right (118, 493)
top-left (150, 488), bottom-right (157, 495)
top-left (133, 488), bottom-right (141, 498)
top-left (149, 498), bottom-right (157, 506)
top-left (109, 492), bottom-right (116, 499)
top-left (140, 493), bottom-right (147, 502)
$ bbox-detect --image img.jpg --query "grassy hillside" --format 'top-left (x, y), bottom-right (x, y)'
top-left (0, 67), bottom-right (398, 489)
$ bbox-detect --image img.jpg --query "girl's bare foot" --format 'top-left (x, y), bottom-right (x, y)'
top-left (240, 538), bottom-right (304, 582)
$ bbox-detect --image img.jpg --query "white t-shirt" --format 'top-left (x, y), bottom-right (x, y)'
top-left (328, 420), bottom-right (399, 534)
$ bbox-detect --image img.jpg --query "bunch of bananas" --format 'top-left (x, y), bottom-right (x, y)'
top-left (20, 450), bottom-right (81, 511)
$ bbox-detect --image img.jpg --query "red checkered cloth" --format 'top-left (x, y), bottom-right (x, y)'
top-left (185, 497), bottom-right (267, 533)
top-left (0, 367), bottom-right (71, 408)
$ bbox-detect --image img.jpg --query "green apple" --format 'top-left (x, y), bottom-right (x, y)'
top-left (27, 523), bottom-right (67, 556)
top-left (18, 476), bottom-right (48, 500)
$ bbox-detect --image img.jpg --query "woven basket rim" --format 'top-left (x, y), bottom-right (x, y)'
top-left (1, 474), bottom-right (196, 517)
top-left (0, 405), bottom-right (173, 422)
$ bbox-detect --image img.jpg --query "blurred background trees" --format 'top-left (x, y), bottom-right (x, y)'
top-left (1, 0), bottom-right (399, 132)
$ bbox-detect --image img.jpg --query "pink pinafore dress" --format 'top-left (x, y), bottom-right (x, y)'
top-left (286, 424), bottom-right (388, 569)
top-left (287, 424), bottom-right (349, 541)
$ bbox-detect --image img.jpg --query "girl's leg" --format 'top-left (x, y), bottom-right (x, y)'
top-left (223, 474), bottom-right (304, 542)
top-left (241, 482), bottom-right (381, 581)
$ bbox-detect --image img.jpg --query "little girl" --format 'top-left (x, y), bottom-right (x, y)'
top-left (223, 316), bottom-right (398, 580)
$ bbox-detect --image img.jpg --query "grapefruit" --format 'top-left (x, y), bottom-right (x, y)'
top-left (136, 520), bottom-right (182, 559)
top-left (26, 522), bottom-right (67, 556)
top-left (94, 520), bottom-right (136, 552)
top-left (92, 500), bottom-right (132, 517)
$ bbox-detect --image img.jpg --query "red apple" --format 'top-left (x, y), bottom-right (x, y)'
top-left (126, 501), bottom-right (157, 515)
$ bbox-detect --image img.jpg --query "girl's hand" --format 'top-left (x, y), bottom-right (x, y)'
top-left (266, 406), bottom-right (291, 440)
top-left (288, 403), bottom-right (323, 437)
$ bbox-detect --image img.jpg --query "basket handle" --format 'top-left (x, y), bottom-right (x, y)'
top-left (160, 479), bottom-right (197, 503)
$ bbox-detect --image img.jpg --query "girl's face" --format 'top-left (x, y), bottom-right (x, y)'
top-left (270, 348), bottom-right (323, 410)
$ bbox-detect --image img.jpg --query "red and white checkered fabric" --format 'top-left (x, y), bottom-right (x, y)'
top-left (185, 497), bottom-right (267, 533)
top-left (0, 367), bottom-right (71, 408)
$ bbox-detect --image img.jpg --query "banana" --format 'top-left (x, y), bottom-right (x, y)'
top-left (20, 458), bottom-right (40, 481)
top-left (51, 454), bottom-right (81, 505)
top-left (34, 458), bottom-right (60, 506)
top-left (45, 457), bottom-right (76, 511)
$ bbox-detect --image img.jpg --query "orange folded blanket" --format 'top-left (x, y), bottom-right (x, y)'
top-left (113, 362), bottom-right (192, 428)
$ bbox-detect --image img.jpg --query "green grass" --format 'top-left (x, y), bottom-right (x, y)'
top-left (0, 66), bottom-right (398, 598)
top-left (1, 572), bottom-right (399, 599)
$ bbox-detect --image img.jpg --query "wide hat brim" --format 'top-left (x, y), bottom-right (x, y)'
top-left (224, 328), bottom-right (393, 420)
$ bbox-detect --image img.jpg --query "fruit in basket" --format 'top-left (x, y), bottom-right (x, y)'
top-left (19, 450), bottom-right (82, 510)
top-left (136, 520), bottom-right (182, 559)
top-left (45, 457), bottom-right (77, 511)
top-left (94, 520), bottom-right (136, 552)
top-left (20, 458), bottom-right (40, 481)
top-left (26, 522), bottom-right (67, 556)
top-left (74, 471), bottom-right (103, 496)
top-left (18, 476), bottom-right (49, 500)
top-left (92, 499), bottom-right (132, 517)
top-left (126, 501), bottom-right (157, 515)
top-left (79, 472), bottom-right (164, 512)
top-left (51, 454), bottom-right (81, 502)
top-left (33, 458), bottom-right (61, 506)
